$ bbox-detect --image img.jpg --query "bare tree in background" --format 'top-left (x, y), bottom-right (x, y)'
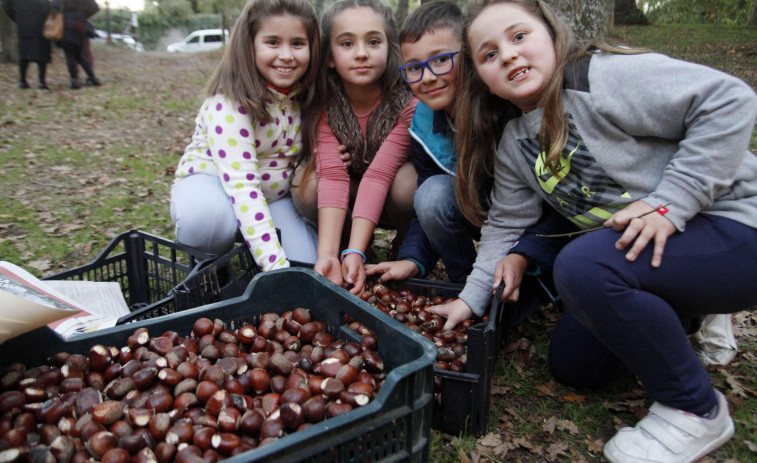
top-left (545, 0), bottom-right (614, 41)
top-left (395, 0), bottom-right (409, 29)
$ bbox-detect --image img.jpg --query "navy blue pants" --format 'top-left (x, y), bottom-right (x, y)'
top-left (548, 214), bottom-right (757, 415)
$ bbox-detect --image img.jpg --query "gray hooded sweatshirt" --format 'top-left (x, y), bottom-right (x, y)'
top-left (460, 52), bottom-right (757, 316)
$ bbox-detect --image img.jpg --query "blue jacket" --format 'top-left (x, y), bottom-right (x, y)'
top-left (395, 103), bottom-right (457, 277)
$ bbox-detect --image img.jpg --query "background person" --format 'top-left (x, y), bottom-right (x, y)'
top-left (2, 0), bottom-right (52, 90)
top-left (51, 0), bottom-right (100, 89)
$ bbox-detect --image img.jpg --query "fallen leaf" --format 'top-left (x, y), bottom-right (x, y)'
top-left (511, 437), bottom-right (538, 453)
top-left (458, 446), bottom-right (471, 463)
top-left (545, 441), bottom-right (569, 461)
top-left (27, 259), bottom-right (52, 272)
top-left (490, 385), bottom-right (510, 395)
top-left (535, 381), bottom-right (556, 396)
top-left (562, 392), bottom-right (587, 403)
top-left (585, 438), bottom-right (605, 453)
top-left (542, 416), bottom-right (558, 434)
top-left (479, 433), bottom-right (503, 448)
top-left (556, 419), bottom-right (580, 435)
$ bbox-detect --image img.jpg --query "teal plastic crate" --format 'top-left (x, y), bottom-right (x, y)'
top-left (0, 268), bottom-right (436, 463)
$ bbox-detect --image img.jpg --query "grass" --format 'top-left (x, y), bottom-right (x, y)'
top-left (1, 23), bottom-right (756, 463)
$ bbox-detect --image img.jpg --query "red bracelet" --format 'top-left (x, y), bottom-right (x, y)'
top-left (656, 205), bottom-right (669, 216)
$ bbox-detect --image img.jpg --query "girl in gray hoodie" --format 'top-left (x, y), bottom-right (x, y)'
top-left (429, 1), bottom-right (757, 462)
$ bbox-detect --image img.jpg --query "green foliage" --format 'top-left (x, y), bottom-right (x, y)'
top-left (196, 0), bottom-right (247, 15)
top-left (638, 0), bottom-right (753, 25)
top-left (90, 8), bottom-right (136, 34)
top-left (154, 0), bottom-right (195, 22)
top-left (187, 13), bottom-right (226, 32)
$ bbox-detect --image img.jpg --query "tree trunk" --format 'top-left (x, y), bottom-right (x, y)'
top-left (614, 0), bottom-right (649, 25)
top-left (395, 0), bottom-right (409, 30)
top-left (544, 0), bottom-right (614, 41)
top-left (0, 7), bottom-right (16, 64)
top-left (748, 0), bottom-right (757, 27)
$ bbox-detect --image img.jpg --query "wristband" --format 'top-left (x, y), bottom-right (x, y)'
top-left (656, 204), bottom-right (669, 216)
top-left (340, 249), bottom-right (366, 263)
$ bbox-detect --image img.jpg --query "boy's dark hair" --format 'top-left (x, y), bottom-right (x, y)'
top-left (399, 1), bottom-right (463, 44)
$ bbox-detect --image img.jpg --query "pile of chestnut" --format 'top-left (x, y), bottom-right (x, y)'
top-left (358, 283), bottom-right (487, 407)
top-left (0, 309), bottom-right (386, 462)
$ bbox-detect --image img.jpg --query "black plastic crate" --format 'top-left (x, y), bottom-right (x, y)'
top-left (0, 268), bottom-right (436, 463)
top-left (386, 275), bottom-right (554, 437)
top-left (41, 230), bottom-right (215, 325)
top-left (172, 241), bottom-right (260, 314)
top-left (381, 278), bottom-right (495, 437)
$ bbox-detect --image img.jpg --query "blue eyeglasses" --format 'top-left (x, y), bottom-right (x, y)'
top-left (398, 51), bottom-right (460, 84)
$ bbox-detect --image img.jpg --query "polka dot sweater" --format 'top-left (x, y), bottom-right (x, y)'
top-left (174, 91), bottom-right (300, 272)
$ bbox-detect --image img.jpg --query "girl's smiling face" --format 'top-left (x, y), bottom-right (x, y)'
top-left (328, 6), bottom-right (389, 92)
top-left (254, 14), bottom-right (311, 90)
top-left (468, 2), bottom-right (556, 113)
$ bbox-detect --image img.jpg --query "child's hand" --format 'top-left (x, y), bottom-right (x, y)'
top-left (493, 254), bottom-right (529, 302)
top-left (427, 298), bottom-right (475, 331)
top-left (341, 254), bottom-right (366, 295)
top-left (365, 260), bottom-right (419, 282)
top-left (604, 200), bottom-right (676, 268)
top-left (314, 256), bottom-right (344, 287)
top-left (338, 145), bottom-right (351, 169)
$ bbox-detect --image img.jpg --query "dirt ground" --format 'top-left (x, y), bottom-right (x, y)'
top-left (1, 44), bottom-right (218, 159)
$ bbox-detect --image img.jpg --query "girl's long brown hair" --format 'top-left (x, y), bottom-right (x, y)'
top-left (455, 0), bottom-right (645, 226)
top-left (204, 0), bottom-right (320, 157)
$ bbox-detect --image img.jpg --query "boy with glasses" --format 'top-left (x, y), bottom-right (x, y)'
top-left (367, 1), bottom-right (553, 332)
top-left (366, 1), bottom-right (480, 284)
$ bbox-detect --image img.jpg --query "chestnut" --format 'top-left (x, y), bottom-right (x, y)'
top-left (239, 409), bottom-right (266, 436)
top-left (279, 402), bottom-right (304, 430)
top-left (259, 418), bottom-right (285, 440)
top-left (192, 426), bottom-right (215, 451)
top-left (192, 318), bottom-right (214, 338)
top-left (280, 387), bottom-right (309, 405)
top-left (92, 400), bottom-right (124, 426)
top-left (85, 430), bottom-right (119, 459)
top-left (326, 402), bottom-right (353, 418)
top-left (164, 419), bottom-right (194, 446)
top-left (210, 432), bottom-right (242, 456)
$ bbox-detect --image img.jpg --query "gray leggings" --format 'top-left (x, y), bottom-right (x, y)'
top-left (170, 174), bottom-right (318, 264)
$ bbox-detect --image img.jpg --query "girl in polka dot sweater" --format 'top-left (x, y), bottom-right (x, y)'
top-left (170, 0), bottom-right (320, 271)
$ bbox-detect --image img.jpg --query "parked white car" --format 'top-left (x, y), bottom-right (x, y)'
top-left (166, 29), bottom-right (229, 53)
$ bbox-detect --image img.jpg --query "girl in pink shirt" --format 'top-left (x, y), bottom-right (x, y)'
top-left (292, 0), bottom-right (418, 295)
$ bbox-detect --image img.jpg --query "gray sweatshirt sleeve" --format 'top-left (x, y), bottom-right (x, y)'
top-left (458, 139), bottom-right (543, 317)
top-left (589, 53), bottom-right (757, 231)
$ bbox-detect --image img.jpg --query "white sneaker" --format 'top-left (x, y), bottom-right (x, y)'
top-left (604, 390), bottom-right (734, 463)
top-left (690, 314), bottom-right (737, 366)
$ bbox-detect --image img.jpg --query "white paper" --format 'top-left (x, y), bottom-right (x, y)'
top-left (0, 261), bottom-right (130, 343)
top-left (43, 280), bottom-right (130, 318)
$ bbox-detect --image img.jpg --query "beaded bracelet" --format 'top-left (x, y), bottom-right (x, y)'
top-left (340, 249), bottom-right (366, 263)
top-left (656, 204), bottom-right (669, 216)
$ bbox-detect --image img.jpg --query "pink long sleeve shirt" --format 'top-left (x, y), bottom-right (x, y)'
top-left (315, 97), bottom-right (418, 223)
